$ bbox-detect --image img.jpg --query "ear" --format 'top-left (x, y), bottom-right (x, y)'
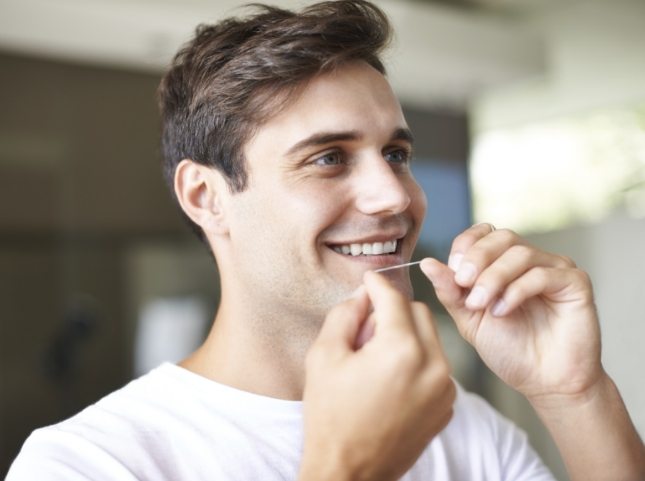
top-left (174, 159), bottom-right (229, 235)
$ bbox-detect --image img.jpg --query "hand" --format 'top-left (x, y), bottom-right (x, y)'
top-left (420, 223), bottom-right (603, 402)
top-left (299, 271), bottom-right (455, 481)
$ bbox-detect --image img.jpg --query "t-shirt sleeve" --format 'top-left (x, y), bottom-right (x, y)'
top-left (6, 428), bottom-right (140, 481)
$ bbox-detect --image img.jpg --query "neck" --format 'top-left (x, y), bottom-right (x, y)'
top-left (180, 292), bottom-right (320, 401)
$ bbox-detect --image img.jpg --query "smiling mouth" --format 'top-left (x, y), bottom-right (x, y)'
top-left (328, 238), bottom-right (401, 256)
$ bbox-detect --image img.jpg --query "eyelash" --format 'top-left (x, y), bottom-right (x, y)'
top-left (310, 147), bottom-right (412, 168)
top-left (384, 147), bottom-right (412, 165)
top-left (312, 151), bottom-right (344, 167)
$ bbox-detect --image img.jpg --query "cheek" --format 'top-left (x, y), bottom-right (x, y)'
top-left (241, 187), bottom-right (342, 245)
top-left (408, 180), bottom-right (428, 220)
top-left (287, 181), bottom-right (349, 221)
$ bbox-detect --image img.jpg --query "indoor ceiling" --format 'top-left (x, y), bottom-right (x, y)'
top-left (0, 0), bottom-right (588, 109)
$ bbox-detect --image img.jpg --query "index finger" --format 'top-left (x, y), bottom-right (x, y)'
top-left (315, 288), bottom-right (370, 355)
top-left (448, 223), bottom-right (497, 271)
top-left (363, 271), bottom-right (417, 338)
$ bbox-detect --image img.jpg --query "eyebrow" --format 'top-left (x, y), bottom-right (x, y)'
top-left (391, 127), bottom-right (415, 145)
top-left (284, 127), bottom-right (414, 157)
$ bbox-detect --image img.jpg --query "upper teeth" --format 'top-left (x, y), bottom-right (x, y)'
top-left (333, 240), bottom-right (398, 256)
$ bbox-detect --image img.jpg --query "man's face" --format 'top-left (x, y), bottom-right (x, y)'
top-left (222, 61), bottom-right (426, 320)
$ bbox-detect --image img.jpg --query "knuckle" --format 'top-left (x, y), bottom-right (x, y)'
top-left (508, 243), bottom-right (534, 261)
top-left (443, 378), bottom-right (457, 405)
top-left (436, 358), bottom-right (453, 384)
top-left (501, 284), bottom-right (518, 305)
top-left (452, 230), bottom-right (479, 253)
top-left (532, 265), bottom-right (550, 283)
top-left (559, 255), bottom-right (577, 268)
top-left (495, 228), bottom-right (519, 244)
top-left (573, 268), bottom-right (592, 286)
top-left (420, 356), bottom-right (452, 389)
top-left (391, 340), bottom-right (425, 371)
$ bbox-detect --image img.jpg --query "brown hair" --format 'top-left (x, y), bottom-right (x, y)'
top-left (158, 0), bottom-right (392, 238)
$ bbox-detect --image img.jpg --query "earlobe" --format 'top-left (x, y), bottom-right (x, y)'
top-left (174, 159), bottom-right (229, 235)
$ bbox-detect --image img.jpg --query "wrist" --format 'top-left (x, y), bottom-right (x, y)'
top-left (526, 369), bottom-right (611, 414)
top-left (298, 444), bottom-right (396, 481)
top-left (298, 446), bottom-right (354, 481)
top-left (526, 372), bottom-right (645, 481)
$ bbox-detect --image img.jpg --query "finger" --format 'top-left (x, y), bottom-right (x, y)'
top-left (463, 245), bottom-right (577, 311)
top-left (420, 257), bottom-right (466, 308)
top-left (421, 257), bottom-right (483, 341)
top-left (354, 312), bottom-right (376, 349)
top-left (409, 301), bottom-right (438, 349)
top-left (315, 289), bottom-right (370, 355)
top-left (363, 271), bottom-right (417, 339)
top-left (491, 266), bottom-right (593, 317)
top-left (453, 228), bottom-right (531, 289)
top-left (448, 223), bottom-right (499, 272)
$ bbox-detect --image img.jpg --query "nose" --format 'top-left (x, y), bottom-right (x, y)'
top-left (353, 157), bottom-right (412, 216)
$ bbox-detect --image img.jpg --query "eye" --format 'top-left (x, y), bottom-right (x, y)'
top-left (384, 148), bottom-right (411, 165)
top-left (312, 151), bottom-right (344, 167)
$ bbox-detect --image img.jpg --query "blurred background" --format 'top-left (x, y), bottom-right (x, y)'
top-left (1, 0), bottom-right (644, 478)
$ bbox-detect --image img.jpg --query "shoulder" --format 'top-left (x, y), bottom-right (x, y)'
top-left (6, 363), bottom-right (300, 480)
top-left (6, 364), bottom-right (186, 481)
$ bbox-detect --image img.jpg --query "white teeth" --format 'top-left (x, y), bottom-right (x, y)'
top-left (333, 239), bottom-right (398, 256)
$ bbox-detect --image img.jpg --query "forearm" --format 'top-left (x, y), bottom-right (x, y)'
top-left (530, 373), bottom-right (645, 481)
top-left (298, 450), bottom-right (355, 481)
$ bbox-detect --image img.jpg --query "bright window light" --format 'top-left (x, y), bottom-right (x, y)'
top-left (471, 104), bottom-right (645, 234)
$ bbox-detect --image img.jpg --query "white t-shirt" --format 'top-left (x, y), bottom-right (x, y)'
top-left (7, 363), bottom-right (555, 480)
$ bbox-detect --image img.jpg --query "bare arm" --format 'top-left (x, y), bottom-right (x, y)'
top-left (530, 373), bottom-right (644, 481)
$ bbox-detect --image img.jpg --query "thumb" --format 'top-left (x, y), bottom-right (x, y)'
top-left (315, 288), bottom-right (370, 355)
top-left (421, 258), bottom-right (482, 344)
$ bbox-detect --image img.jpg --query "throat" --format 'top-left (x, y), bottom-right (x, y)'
top-left (182, 310), bottom-right (313, 401)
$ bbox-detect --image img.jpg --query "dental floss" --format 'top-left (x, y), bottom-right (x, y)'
top-left (374, 260), bottom-right (422, 273)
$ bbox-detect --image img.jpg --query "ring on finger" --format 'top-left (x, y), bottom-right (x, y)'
top-left (476, 222), bottom-right (496, 233)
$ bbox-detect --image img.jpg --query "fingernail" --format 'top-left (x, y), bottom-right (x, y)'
top-left (492, 299), bottom-right (507, 317)
top-left (448, 253), bottom-right (463, 272)
top-left (455, 262), bottom-right (477, 285)
top-left (466, 285), bottom-right (488, 309)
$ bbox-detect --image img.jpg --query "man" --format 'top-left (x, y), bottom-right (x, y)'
top-left (8, 1), bottom-right (644, 480)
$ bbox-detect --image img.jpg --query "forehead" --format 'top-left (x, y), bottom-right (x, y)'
top-left (245, 61), bottom-right (407, 158)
